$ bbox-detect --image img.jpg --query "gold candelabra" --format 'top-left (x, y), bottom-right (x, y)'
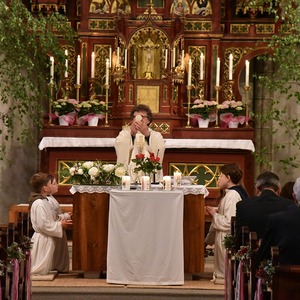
top-left (185, 85), bottom-right (192, 128)
top-left (215, 85), bottom-right (221, 128)
top-left (244, 85), bottom-right (250, 127)
top-left (172, 66), bottom-right (185, 85)
top-left (103, 83), bottom-right (110, 127)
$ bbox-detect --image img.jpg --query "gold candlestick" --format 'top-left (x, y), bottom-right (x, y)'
top-left (199, 80), bottom-right (205, 101)
top-left (244, 85), bottom-right (250, 127)
top-left (64, 77), bottom-right (70, 100)
top-left (75, 83), bottom-right (81, 102)
top-left (227, 80), bottom-right (234, 101)
top-left (48, 82), bottom-right (54, 125)
top-left (215, 85), bottom-right (221, 128)
top-left (103, 83), bottom-right (110, 127)
top-left (88, 78), bottom-right (96, 100)
top-left (185, 85), bottom-right (192, 128)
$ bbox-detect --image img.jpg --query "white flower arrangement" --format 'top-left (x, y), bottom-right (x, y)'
top-left (67, 161), bottom-right (126, 185)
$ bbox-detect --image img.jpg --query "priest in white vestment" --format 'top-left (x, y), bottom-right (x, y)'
top-left (115, 104), bottom-right (165, 183)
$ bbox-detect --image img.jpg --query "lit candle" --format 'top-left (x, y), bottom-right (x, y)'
top-left (164, 48), bottom-right (168, 69)
top-left (200, 52), bottom-right (204, 80)
top-left (76, 55), bottom-right (81, 85)
top-left (188, 59), bottom-right (192, 86)
top-left (124, 49), bottom-right (127, 69)
top-left (122, 176), bottom-right (131, 190)
top-left (229, 54), bottom-right (233, 80)
top-left (163, 176), bottom-right (172, 191)
top-left (172, 48), bottom-right (176, 68)
top-left (64, 50), bottom-right (68, 78)
top-left (173, 171), bottom-right (182, 188)
top-left (216, 57), bottom-right (220, 87)
top-left (117, 47), bottom-right (120, 66)
top-left (105, 58), bottom-right (109, 85)
top-left (245, 60), bottom-right (250, 86)
top-left (141, 176), bottom-right (150, 191)
top-left (109, 46), bottom-right (112, 68)
top-left (50, 56), bottom-right (54, 84)
top-left (181, 50), bottom-right (184, 67)
top-left (91, 51), bottom-right (95, 78)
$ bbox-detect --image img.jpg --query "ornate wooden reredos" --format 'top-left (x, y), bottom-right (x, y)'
top-left (29, 0), bottom-right (278, 136)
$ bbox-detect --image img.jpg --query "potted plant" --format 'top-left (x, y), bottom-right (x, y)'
top-left (76, 99), bottom-right (107, 126)
top-left (189, 99), bottom-right (217, 128)
top-left (52, 98), bottom-right (78, 126)
top-left (218, 100), bottom-right (246, 128)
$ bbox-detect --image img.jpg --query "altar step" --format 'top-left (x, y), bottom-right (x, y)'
top-left (32, 286), bottom-right (224, 300)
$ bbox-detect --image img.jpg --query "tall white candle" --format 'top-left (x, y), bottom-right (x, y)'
top-left (76, 55), bottom-right (81, 85)
top-left (109, 47), bottom-right (112, 68)
top-left (181, 50), bottom-right (184, 67)
top-left (164, 49), bottom-right (168, 69)
top-left (117, 47), bottom-right (120, 66)
top-left (200, 52), bottom-right (204, 80)
top-left (245, 60), bottom-right (250, 86)
top-left (124, 49), bottom-right (127, 69)
top-left (216, 57), bottom-right (220, 86)
top-left (172, 48), bottom-right (176, 68)
top-left (50, 56), bottom-right (54, 84)
top-left (64, 50), bottom-right (68, 78)
top-left (188, 59), bottom-right (192, 86)
top-left (91, 51), bottom-right (95, 78)
top-left (229, 54), bottom-right (233, 80)
top-left (105, 58), bottom-right (109, 85)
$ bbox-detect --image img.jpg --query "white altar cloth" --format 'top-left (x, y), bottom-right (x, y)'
top-left (39, 137), bottom-right (255, 152)
top-left (69, 184), bottom-right (209, 198)
top-left (106, 189), bottom-right (184, 285)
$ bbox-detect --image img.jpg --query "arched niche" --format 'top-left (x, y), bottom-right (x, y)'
top-left (128, 27), bottom-right (169, 80)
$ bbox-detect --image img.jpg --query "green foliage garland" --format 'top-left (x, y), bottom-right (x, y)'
top-left (0, 0), bottom-right (77, 162)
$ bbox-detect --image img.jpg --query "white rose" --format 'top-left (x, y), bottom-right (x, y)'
top-left (88, 166), bottom-right (98, 177)
top-left (82, 161), bottom-right (94, 169)
top-left (115, 166), bottom-right (126, 178)
top-left (102, 164), bottom-right (115, 172)
top-left (77, 168), bottom-right (84, 175)
top-left (69, 167), bottom-right (76, 176)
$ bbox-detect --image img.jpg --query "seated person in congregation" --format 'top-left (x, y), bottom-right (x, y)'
top-left (115, 104), bottom-right (165, 182)
top-left (29, 172), bottom-right (72, 275)
top-left (257, 177), bottom-right (300, 265)
top-left (235, 171), bottom-right (294, 250)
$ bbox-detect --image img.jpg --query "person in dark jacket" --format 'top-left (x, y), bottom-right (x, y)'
top-left (235, 171), bottom-right (294, 249)
top-left (257, 177), bottom-right (300, 265)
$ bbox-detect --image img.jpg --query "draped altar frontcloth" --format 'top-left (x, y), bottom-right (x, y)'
top-left (106, 189), bottom-right (184, 285)
top-left (39, 137), bottom-right (255, 152)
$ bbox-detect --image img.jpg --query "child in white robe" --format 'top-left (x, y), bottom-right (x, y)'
top-left (29, 173), bottom-right (72, 275)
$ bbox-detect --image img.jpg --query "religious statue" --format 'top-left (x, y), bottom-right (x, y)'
top-left (138, 37), bottom-right (160, 79)
top-left (89, 0), bottom-right (109, 14)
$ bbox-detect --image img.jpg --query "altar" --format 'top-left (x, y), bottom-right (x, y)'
top-left (70, 184), bottom-right (208, 277)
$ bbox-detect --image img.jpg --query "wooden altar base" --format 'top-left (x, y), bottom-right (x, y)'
top-left (72, 192), bottom-right (205, 276)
